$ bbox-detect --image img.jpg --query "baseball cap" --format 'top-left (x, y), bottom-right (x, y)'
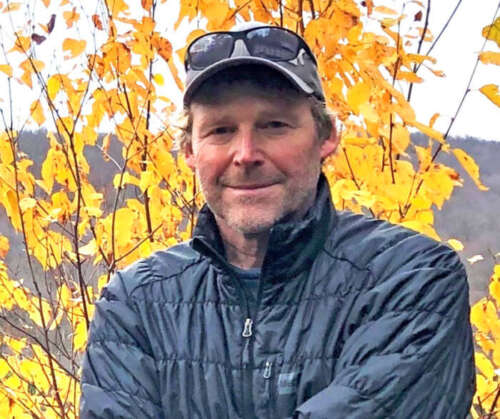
top-left (183, 21), bottom-right (325, 105)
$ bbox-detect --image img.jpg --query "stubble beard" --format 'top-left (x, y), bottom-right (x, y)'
top-left (198, 163), bottom-right (321, 236)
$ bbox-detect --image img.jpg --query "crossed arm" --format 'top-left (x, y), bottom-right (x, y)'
top-left (294, 259), bottom-right (475, 418)
top-left (81, 253), bottom-right (475, 418)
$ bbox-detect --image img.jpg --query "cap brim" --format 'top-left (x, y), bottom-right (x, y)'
top-left (183, 56), bottom-right (315, 106)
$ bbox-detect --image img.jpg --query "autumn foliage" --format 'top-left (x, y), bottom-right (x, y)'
top-left (0, 0), bottom-right (499, 417)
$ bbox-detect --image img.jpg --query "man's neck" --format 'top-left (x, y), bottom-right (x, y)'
top-left (215, 218), bottom-right (269, 270)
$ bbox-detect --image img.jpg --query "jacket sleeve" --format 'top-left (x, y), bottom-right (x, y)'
top-left (294, 241), bottom-right (476, 419)
top-left (80, 266), bottom-right (163, 419)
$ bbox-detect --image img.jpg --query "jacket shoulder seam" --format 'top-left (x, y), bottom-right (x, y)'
top-left (128, 257), bottom-right (203, 297)
top-left (321, 247), bottom-right (374, 274)
top-left (322, 244), bottom-right (463, 294)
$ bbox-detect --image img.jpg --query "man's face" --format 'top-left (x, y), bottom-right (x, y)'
top-left (186, 85), bottom-right (338, 235)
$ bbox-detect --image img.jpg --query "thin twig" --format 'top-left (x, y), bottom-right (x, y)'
top-left (342, 146), bottom-right (376, 217)
top-left (407, 0), bottom-right (431, 102)
top-left (403, 2), bottom-right (500, 217)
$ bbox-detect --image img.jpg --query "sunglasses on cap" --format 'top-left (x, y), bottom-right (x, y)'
top-left (185, 26), bottom-right (318, 71)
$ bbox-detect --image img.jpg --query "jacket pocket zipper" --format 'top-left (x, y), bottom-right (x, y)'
top-left (263, 360), bottom-right (273, 419)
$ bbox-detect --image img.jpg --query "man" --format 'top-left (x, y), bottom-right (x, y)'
top-left (80, 22), bottom-right (475, 418)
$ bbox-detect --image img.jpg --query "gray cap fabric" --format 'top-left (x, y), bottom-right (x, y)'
top-left (183, 22), bottom-right (325, 105)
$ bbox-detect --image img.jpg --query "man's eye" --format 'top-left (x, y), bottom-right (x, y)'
top-left (263, 121), bottom-right (289, 129)
top-left (210, 126), bottom-right (233, 135)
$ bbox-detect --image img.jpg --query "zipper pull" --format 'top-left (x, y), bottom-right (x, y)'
top-left (242, 318), bottom-right (253, 337)
top-left (263, 361), bottom-right (272, 379)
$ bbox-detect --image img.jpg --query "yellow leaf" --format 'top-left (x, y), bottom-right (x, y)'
top-left (113, 172), bottom-right (140, 189)
top-left (0, 393), bottom-right (12, 418)
top-left (4, 336), bottom-right (26, 353)
top-left (108, 0), bottom-right (129, 18)
top-left (30, 99), bottom-right (45, 126)
top-left (483, 17), bottom-right (500, 47)
top-left (428, 68), bottom-right (445, 77)
top-left (152, 35), bottom-right (172, 62)
top-left (92, 13), bottom-right (103, 30)
top-left (28, 298), bottom-right (53, 327)
top-left (406, 53), bottom-right (436, 65)
top-left (447, 239), bottom-right (464, 251)
top-left (429, 113), bottom-right (439, 128)
top-left (343, 136), bottom-right (377, 147)
top-left (476, 352), bottom-right (495, 378)
top-left (479, 51), bottom-right (500, 65)
top-left (168, 58), bottom-right (183, 91)
top-left (374, 5), bottom-right (398, 15)
top-left (397, 71), bottom-right (422, 83)
top-left (391, 124), bottom-right (410, 154)
top-left (153, 73), bottom-right (164, 85)
top-left (142, 0), bottom-right (152, 10)
top-left (139, 169), bottom-right (156, 192)
top-left (0, 132), bottom-right (14, 164)
top-left (0, 64), bottom-right (12, 76)
top-left (19, 197), bottom-right (36, 212)
top-left (73, 320), bottom-right (88, 352)
top-left (62, 38), bottom-right (86, 58)
top-left (153, 145), bottom-right (176, 180)
top-left (3, 2), bottom-right (21, 12)
top-left (452, 148), bottom-right (488, 191)
top-left (5, 189), bottom-right (21, 230)
top-left (480, 84), bottom-right (500, 107)
top-left (47, 75), bottom-right (61, 100)
top-left (412, 121), bottom-right (444, 143)
top-left (10, 35), bottom-right (30, 54)
top-left (42, 0), bottom-right (50, 6)
top-left (471, 298), bottom-right (494, 333)
top-left (50, 190), bottom-right (72, 222)
top-left (63, 7), bottom-right (79, 28)
top-left (0, 359), bottom-right (9, 377)
top-left (347, 82), bottom-right (371, 114)
top-left (0, 235), bottom-right (9, 258)
top-left (490, 281), bottom-right (500, 307)
top-left (476, 332), bottom-right (495, 354)
top-left (101, 133), bottom-right (111, 156)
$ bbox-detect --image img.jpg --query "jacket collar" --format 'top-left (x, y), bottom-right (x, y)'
top-left (191, 174), bottom-right (336, 279)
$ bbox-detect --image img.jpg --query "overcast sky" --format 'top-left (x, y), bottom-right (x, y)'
top-left (405, 0), bottom-right (500, 141)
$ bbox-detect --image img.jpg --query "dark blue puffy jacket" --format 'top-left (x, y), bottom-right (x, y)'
top-left (80, 176), bottom-right (475, 418)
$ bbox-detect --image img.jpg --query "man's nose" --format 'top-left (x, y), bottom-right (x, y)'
top-left (232, 129), bottom-right (263, 166)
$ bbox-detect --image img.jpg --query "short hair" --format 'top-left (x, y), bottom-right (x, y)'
top-left (176, 65), bottom-right (333, 153)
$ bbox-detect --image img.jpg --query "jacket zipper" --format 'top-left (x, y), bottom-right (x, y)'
top-left (225, 269), bottom-right (254, 419)
top-left (195, 240), bottom-right (255, 418)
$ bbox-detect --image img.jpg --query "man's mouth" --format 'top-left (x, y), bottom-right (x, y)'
top-left (226, 183), bottom-right (277, 190)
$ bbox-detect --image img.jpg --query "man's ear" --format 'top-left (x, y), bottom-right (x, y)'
top-left (184, 143), bottom-right (195, 170)
top-left (320, 116), bottom-right (340, 160)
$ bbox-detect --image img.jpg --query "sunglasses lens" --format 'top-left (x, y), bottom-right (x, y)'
top-left (246, 28), bottom-right (299, 60)
top-left (189, 34), bottom-right (234, 69)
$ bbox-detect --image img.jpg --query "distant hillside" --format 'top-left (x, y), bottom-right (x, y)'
top-left (2, 130), bottom-right (499, 303)
top-left (414, 133), bottom-right (500, 303)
